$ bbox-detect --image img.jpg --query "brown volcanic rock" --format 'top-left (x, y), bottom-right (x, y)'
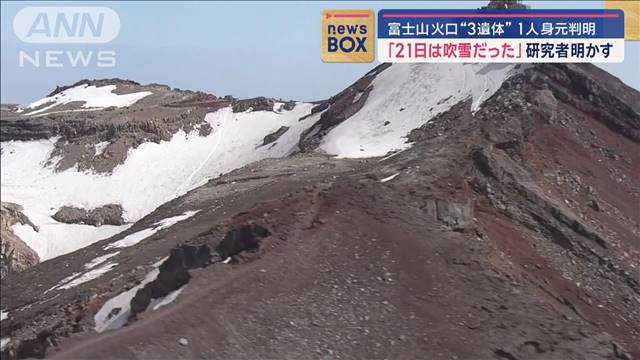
top-left (51, 204), bottom-right (125, 227)
top-left (1, 202), bottom-right (39, 278)
top-left (261, 126), bottom-right (289, 147)
top-left (232, 96), bottom-right (275, 113)
top-left (0, 64), bottom-right (638, 360)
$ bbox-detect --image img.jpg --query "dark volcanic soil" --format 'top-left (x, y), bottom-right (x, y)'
top-left (1, 64), bottom-right (638, 360)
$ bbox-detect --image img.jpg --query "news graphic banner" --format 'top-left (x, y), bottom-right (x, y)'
top-left (377, 9), bottom-right (625, 63)
top-left (322, 9), bottom-right (374, 63)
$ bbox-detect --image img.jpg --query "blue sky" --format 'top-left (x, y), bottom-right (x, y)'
top-left (1, 1), bottom-right (638, 105)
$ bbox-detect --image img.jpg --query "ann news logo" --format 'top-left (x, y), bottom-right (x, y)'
top-left (322, 9), bottom-right (374, 62)
top-left (13, 7), bottom-right (120, 68)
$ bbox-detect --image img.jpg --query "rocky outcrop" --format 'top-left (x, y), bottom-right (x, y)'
top-left (261, 126), bottom-right (289, 147)
top-left (51, 204), bottom-right (125, 226)
top-left (423, 199), bottom-right (473, 230)
top-left (282, 101), bottom-right (296, 111)
top-left (533, 64), bottom-right (640, 142)
top-left (1, 203), bottom-right (39, 278)
top-left (213, 224), bottom-right (271, 260)
top-left (46, 79), bottom-right (142, 97)
top-left (129, 244), bottom-right (211, 319)
top-left (165, 93), bottom-right (227, 108)
top-left (0, 118), bottom-right (57, 141)
top-left (470, 147), bottom-right (608, 250)
top-left (231, 97), bottom-right (296, 113)
top-left (129, 224), bottom-right (270, 321)
top-left (232, 97), bottom-right (275, 113)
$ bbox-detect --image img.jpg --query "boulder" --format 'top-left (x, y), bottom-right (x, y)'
top-left (52, 204), bottom-right (125, 226)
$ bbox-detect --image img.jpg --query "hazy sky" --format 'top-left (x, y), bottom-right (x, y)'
top-left (1, 1), bottom-right (638, 105)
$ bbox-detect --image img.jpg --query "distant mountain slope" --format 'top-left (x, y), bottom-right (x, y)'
top-left (1, 81), bottom-right (310, 261)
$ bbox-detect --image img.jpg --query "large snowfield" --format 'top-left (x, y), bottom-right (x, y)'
top-left (320, 63), bottom-right (517, 158)
top-left (1, 64), bottom-right (516, 262)
top-left (24, 84), bottom-right (152, 116)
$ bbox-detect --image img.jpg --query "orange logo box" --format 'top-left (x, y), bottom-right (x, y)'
top-left (322, 9), bottom-right (374, 62)
top-left (605, 0), bottom-right (640, 40)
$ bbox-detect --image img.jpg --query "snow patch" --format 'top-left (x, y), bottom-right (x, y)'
top-left (321, 63), bottom-right (517, 158)
top-left (105, 210), bottom-right (199, 249)
top-left (94, 141), bottom-right (110, 156)
top-left (55, 262), bottom-right (118, 290)
top-left (378, 149), bottom-right (407, 162)
top-left (151, 285), bottom-right (186, 311)
top-left (84, 252), bottom-right (120, 269)
top-left (94, 258), bottom-right (167, 332)
top-left (25, 84), bottom-right (152, 116)
top-left (0, 310), bottom-right (8, 321)
top-left (0, 337), bottom-right (9, 351)
top-left (172, 104), bottom-right (319, 195)
top-left (380, 173), bottom-right (399, 183)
